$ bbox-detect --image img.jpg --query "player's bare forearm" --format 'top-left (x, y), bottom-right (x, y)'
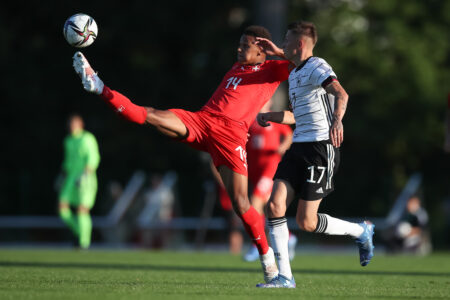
top-left (280, 111), bottom-right (295, 125)
top-left (255, 37), bottom-right (286, 59)
top-left (325, 81), bottom-right (348, 147)
top-left (257, 111), bottom-right (295, 127)
top-left (326, 81), bottom-right (348, 121)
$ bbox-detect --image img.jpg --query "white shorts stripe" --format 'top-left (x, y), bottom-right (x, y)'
top-left (326, 144), bottom-right (331, 190)
top-left (326, 144), bottom-right (335, 190)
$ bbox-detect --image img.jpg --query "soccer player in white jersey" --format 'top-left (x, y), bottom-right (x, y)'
top-left (254, 21), bottom-right (375, 288)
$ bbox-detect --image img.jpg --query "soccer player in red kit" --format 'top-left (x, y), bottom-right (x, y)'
top-left (72, 26), bottom-right (290, 284)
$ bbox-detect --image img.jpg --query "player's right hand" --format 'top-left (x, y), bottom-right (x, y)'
top-left (72, 51), bottom-right (104, 95)
top-left (255, 37), bottom-right (284, 58)
top-left (257, 113), bottom-right (271, 127)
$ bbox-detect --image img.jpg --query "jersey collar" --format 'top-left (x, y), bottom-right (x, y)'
top-left (237, 61), bottom-right (265, 71)
top-left (295, 56), bottom-right (313, 72)
top-left (71, 129), bottom-right (84, 137)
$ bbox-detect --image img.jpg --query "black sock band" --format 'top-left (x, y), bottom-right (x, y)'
top-left (268, 217), bottom-right (287, 228)
top-left (314, 213), bottom-right (328, 233)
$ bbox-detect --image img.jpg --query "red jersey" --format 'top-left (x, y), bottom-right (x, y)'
top-left (247, 120), bottom-right (292, 181)
top-left (201, 60), bottom-right (290, 130)
top-left (247, 120), bottom-right (292, 154)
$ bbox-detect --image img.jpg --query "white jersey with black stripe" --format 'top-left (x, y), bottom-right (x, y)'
top-left (288, 56), bottom-right (336, 143)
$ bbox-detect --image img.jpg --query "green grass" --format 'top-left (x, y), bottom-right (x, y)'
top-left (0, 249), bottom-right (449, 299)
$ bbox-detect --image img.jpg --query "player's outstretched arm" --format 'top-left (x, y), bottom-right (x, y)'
top-left (72, 52), bottom-right (147, 124)
top-left (255, 37), bottom-right (285, 59)
top-left (257, 111), bottom-right (295, 127)
top-left (325, 81), bottom-right (349, 148)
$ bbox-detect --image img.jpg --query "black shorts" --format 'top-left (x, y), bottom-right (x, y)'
top-left (273, 141), bottom-right (340, 200)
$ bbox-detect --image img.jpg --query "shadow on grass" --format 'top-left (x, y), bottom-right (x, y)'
top-left (0, 261), bottom-right (448, 277)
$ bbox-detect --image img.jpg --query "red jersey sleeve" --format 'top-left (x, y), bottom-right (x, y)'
top-left (269, 60), bottom-right (291, 82)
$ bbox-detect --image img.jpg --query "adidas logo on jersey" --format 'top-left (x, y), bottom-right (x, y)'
top-left (316, 187), bottom-right (324, 194)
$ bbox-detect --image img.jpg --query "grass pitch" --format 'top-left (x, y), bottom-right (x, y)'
top-left (0, 249), bottom-right (448, 299)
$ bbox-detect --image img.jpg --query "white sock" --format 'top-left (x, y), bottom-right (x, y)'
top-left (259, 247), bottom-right (278, 283)
top-left (315, 213), bottom-right (364, 238)
top-left (268, 217), bottom-right (292, 279)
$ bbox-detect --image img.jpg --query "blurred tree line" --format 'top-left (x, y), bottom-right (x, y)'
top-left (0, 0), bottom-right (448, 245)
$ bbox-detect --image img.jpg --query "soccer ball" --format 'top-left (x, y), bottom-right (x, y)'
top-left (63, 13), bottom-right (98, 48)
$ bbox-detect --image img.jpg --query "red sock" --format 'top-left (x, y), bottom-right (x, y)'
top-left (100, 86), bottom-right (147, 124)
top-left (240, 206), bottom-right (269, 255)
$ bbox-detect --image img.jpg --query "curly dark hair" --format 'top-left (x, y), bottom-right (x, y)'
top-left (243, 25), bottom-right (272, 41)
top-left (288, 21), bottom-right (318, 44)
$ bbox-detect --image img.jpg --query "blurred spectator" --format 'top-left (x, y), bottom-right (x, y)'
top-left (57, 114), bottom-right (100, 249)
top-left (386, 195), bottom-right (432, 255)
top-left (137, 172), bottom-right (177, 248)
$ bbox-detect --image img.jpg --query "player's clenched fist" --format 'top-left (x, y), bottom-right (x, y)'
top-left (257, 113), bottom-right (271, 127)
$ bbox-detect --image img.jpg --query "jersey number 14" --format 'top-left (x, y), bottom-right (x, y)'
top-left (225, 77), bottom-right (242, 90)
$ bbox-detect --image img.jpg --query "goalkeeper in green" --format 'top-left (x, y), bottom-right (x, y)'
top-left (58, 114), bottom-right (100, 249)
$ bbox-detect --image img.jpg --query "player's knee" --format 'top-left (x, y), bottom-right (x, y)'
top-left (59, 202), bottom-right (69, 211)
top-left (296, 216), bottom-right (316, 232)
top-left (267, 199), bottom-right (285, 218)
top-left (78, 205), bottom-right (90, 214)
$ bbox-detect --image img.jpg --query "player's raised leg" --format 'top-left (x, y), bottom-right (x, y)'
top-left (296, 199), bottom-right (374, 266)
top-left (219, 166), bottom-right (278, 283)
top-left (72, 52), bottom-right (188, 139)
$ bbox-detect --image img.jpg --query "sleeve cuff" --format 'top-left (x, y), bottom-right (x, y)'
top-left (321, 76), bottom-right (338, 88)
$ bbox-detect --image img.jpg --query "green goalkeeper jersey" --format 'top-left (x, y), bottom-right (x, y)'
top-left (62, 130), bottom-right (100, 177)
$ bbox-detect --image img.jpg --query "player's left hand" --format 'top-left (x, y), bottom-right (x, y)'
top-left (330, 118), bottom-right (344, 147)
top-left (257, 113), bottom-right (271, 127)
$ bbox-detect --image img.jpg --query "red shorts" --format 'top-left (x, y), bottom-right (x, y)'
top-left (169, 109), bottom-right (249, 175)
